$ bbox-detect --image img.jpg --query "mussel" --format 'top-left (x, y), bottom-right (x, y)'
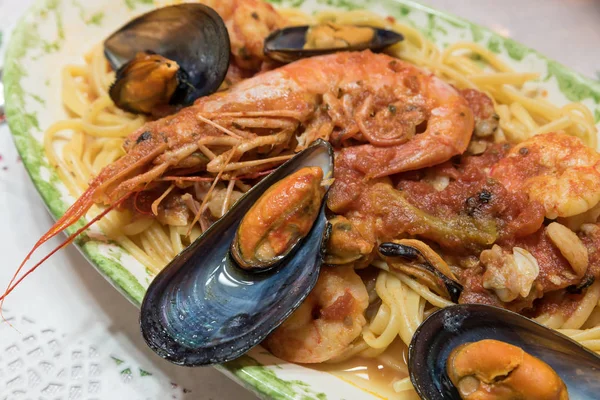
top-left (409, 304), bottom-right (600, 399)
top-left (379, 240), bottom-right (463, 303)
top-left (447, 339), bottom-right (569, 399)
top-left (104, 4), bottom-right (230, 114)
top-left (324, 216), bottom-right (373, 265)
top-left (231, 166), bottom-right (327, 271)
top-left (140, 140), bottom-right (333, 366)
top-left (264, 23), bottom-right (403, 63)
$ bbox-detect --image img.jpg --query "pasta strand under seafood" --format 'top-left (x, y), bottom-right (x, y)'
top-left (39, 3), bottom-right (600, 399)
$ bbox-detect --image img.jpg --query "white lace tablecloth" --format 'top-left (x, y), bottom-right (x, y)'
top-left (1, 0), bottom-right (598, 399)
top-left (0, 1), bottom-right (258, 398)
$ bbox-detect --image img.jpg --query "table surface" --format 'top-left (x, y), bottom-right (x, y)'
top-left (1, 0), bottom-right (598, 399)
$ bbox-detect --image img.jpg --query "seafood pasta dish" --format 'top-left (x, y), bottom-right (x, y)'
top-left (6, 0), bottom-right (600, 397)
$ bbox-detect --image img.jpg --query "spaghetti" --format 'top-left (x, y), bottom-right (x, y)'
top-left (41, 4), bottom-right (600, 398)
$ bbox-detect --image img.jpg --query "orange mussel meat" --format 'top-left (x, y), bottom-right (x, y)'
top-left (232, 166), bottom-right (325, 270)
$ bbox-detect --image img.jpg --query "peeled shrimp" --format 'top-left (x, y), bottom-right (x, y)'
top-left (264, 266), bottom-right (369, 363)
top-left (491, 132), bottom-right (600, 219)
top-left (191, 0), bottom-right (284, 71)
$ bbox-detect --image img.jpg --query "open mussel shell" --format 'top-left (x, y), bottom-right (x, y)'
top-left (263, 25), bottom-right (403, 63)
top-left (230, 166), bottom-right (326, 272)
top-left (104, 4), bottom-right (230, 107)
top-left (140, 140), bottom-right (334, 366)
top-left (379, 241), bottom-right (463, 303)
top-left (409, 304), bottom-right (600, 400)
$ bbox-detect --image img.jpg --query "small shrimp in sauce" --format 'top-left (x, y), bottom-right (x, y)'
top-left (197, 0), bottom-right (284, 71)
top-left (264, 266), bottom-right (369, 363)
top-left (491, 132), bottom-right (600, 219)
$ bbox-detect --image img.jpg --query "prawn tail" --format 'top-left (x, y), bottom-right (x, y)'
top-left (0, 189), bottom-right (131, 309)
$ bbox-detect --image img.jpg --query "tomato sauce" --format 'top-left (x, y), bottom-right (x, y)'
top-left (328, 140), bottom-right (598, 311)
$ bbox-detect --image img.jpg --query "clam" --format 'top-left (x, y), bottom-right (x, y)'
top-left (378, 240), bottom-right (463, 302)
top-left (264, 23), bottom-right (403, 63)
top-left (409, 304), bottom-right (600, 399)
top-left (104, 4), bottom-right (230, 113)
top-left (140, 140), bottom-right (333, 366)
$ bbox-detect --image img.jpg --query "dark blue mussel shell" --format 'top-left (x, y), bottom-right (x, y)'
top-left (263, 25), bottom-right (403, 63)
top-left (409, 304), bottom-right (600, 400)
top-left (104, 4), bottom-right (230, 106)
top-left (140, 140), bottom-right (334, 366)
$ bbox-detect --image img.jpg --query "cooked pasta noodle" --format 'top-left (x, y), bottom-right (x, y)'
top-left (44, 4), bottom-right (600, 398)
top-left (282, 7), bottom-right (600, 396)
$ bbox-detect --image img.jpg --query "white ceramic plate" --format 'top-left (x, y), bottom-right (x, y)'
top-left (5, 0), bottom-right (600, 398)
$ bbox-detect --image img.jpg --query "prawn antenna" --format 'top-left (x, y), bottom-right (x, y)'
top-left (0, 193), bottom-right (132, 324)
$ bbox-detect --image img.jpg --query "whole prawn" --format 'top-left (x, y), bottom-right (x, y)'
top-left (4, 50), bottom-right (474, 302)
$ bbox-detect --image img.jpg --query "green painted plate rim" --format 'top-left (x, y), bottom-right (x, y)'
top-left (3, 0), bottom-right (600, 399)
